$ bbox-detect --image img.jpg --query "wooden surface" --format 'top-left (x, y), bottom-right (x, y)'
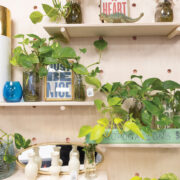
top-left (44, 23), bottom-right (180, 39)
top-left (0, 101), bottom-right (94, 107)
top-left (5, 169), bottom-right (108, 180)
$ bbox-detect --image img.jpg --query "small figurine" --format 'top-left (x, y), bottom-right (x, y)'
top-left (100, 12), bottom-right (144, 23)
top-left (53, 146), bottom-right (63, 166)
top-left (33, 147), bottom-right (42, 170)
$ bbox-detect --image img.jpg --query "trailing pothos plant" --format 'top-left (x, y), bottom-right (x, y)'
top-left (0, 129), bottom-right (31, 163)
top-left (78, 75), bottom-right (180, 144)
top-left (10, 33), bottom-right (107, 90)
top-left (30, 0), bottom-right (71, 24)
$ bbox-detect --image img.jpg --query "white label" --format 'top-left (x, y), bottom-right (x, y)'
top-left (87, 87), bottom-right (94, 97)
top-left (56, 87), bottom-right (70, 92)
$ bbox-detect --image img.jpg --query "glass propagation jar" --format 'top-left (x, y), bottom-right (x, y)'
top-left (155, 0), bottom-right (173, 22)
top-left (65, 0), bottom-right (82, 24)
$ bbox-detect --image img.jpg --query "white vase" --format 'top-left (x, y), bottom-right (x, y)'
top-left (49, 152), bottom-right (61, 180)
top-left (0, 6), bottom-right (11, 102)
top-left (33, 147), bottom-right (42, 170)
top-left (53, 146), bottom-right (63, 166)
top-left (25, 152), bottom-right (38, 180)
top-left (68, 152), bottom-right (80, 176)
top-left (70, 145), bottom-right (79, 159)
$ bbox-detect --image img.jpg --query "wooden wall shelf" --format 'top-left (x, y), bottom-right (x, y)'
top-left (0, 101), bottom-right (94, 107)
top-left (99, 144), bottom-right (180, 148)
top-left (43, 23), bottom-right (180, 41)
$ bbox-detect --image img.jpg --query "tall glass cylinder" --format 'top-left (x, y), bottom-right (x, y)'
top-left (0, 6), bottom-right (11, 102)
top-left (23, 71), bottom-right (41, 102)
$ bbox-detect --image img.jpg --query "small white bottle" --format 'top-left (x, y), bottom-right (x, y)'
top-left (68, 151), bottom-right (80, 178)
top-left (33, 147), bottom-right (42, 170)
top-left (53, 146), bottom-right (63, 166)
top-left (49, 151), bottom-right (61, 180)
top-left (25, 152), bottom-right (38, 180)
top-left (70, 145), bottom-right (79, 159)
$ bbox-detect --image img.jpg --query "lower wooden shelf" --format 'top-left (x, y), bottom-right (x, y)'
top-left (5, 169), bottom-right (108, 180)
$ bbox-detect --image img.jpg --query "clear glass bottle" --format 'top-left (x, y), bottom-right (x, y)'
top-left (74, 74), bottom-right (86, 101)
top-left (155, 0), bottom-right (173, 22)
top-left (65, 0), bottom-right (82, 24)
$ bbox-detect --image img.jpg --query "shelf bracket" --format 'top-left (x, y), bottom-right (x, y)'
top-left (168, 26), bottom-right (180, 39)
top-left (60, 27), bottom-right (70, 42)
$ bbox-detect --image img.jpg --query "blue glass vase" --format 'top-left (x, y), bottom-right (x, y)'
top-left (3, 81), bottom-right (23, 102)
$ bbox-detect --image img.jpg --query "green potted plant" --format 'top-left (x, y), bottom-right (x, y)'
top-left (79, 75), bottom-right (180, 144)
top-left (0, 129), bottom-right (31, 179)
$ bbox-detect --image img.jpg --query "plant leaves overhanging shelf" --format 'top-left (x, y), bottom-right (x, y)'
top-left (43, 23), bottom-right (180, 41)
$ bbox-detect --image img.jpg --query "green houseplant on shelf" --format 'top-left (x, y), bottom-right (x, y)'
top-left (79, 75), bottom-right (180, 144)
top-left (11, 33), bottom-right (107, 102)
top-left (0, 129), bottom-right (31, 179)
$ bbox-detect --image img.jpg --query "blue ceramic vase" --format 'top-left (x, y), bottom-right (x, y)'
top-left (3, 81), bottom-right (23, 102)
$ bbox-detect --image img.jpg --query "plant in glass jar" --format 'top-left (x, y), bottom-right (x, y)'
top-left (0, 129), bottom-right (31, 179)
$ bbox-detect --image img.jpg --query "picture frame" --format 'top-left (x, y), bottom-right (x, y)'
top-left (100, 0), bottom-right (130, 16)
top-left (44, 63), bottom-right (74, 101)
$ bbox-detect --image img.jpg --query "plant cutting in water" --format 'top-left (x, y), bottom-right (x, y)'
top-left (0, 129), bottom-right (31, 163)
top-left (79, 75), bottom-right (180, 143)
top-left (30, 0), bottom-right (71, 24)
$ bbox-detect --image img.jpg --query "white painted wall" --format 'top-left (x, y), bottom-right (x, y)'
top-left (0, 0), bottom-right (180, 179)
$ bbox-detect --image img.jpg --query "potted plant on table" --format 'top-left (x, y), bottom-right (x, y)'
top-left (0, 129), bottom-right (31, 179)
top-left (79, 75), bottom-right (180, 144)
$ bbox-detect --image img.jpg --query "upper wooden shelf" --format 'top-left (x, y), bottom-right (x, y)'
top-left (43, 23), bottom-right (180, 41)
top-left (0, 101), bottom-right (94, 107)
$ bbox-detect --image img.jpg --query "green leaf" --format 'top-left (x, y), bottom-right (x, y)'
top-left (73, 63), bottom-right (88, 75)
top-left (131, 75), bottom-right (143, 80)
top-left (57, 47), bottom-right (77, 59)
top-left (29, 11), bottom-right (43, 24)
top-left (3, 154), bottom-right (17, 163)
top-left (79, 48), bottom-right (87, 54)
top-left (90, 125), bottom-right (105, 141)
top-left (141, 110), bottom-right (152, 126)
top-left (39, 67), bottom-right (48, 77)
top-left (85, 76), bottom-right (101, 89)
top-left (174, 91), bottom-right (180, 101)
top-left (111, 82), bottom-right (122, 92)
top-left (123, 121), bottom-right (144, 139)
top-left (94, 99), bottom-right (104, 111)
top-left (24, 139), bottom-right (31, 149)
top-left (163, 80), bottom-right (180, 90)
top-left (114, 118), bottom-right (124, 125)
top-left (94, 39), bottom-right (108, 51)
top-left (18, 54), bottom-right (33, 69)
top-left (14, 133), bottom-right (25, 149)
top-left (78, 125), bottom-right (92, 138)
top-left (42, 4), bottom-right (59, 18)
top-left (102, 83), bottom-right (112, 92)
top-left (29, 54), bottom-right (39, 64)
top-left (14, 34), bottom-right (24, 38)
top-left (27, 34), bottom-right (41, 40)
top-left (173, 115), bottom-right (180, 128)
top-left (143, 100), bottom-right (162, 116)
top-left (97, 118), bottom-right (109, 127)
top-left (38, 46), bottom-right (52, 55)
top-left (10, 57), bottom-right (18, 66)
top-left (108, 97), bottom-right (121, 106)
top-left (44, 57), bottom-right (58, 65)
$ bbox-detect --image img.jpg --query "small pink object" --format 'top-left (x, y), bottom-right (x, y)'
top-left (132, 36), bottom-right (137, 40)
top-left (66, 137), bottom-right (70, 143)
top-left (135, 173), bottom-right (140, 176)
top-left (32, 137), bottom-right (37, 143)
top-left (167, 69), bottom-right (172, 73)
top-left (33, 6), bottom-right (38, 9)
top-left (132, 3), bottom-right (136, 7)
top-left (100, 70), bottom-right (104, 74)
top-left (133, 69), bottom-right (137, 74)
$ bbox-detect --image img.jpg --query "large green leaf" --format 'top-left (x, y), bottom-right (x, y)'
top-left (14, 34), bottom-right (24, 39)
top-left (85, 76), bottom-right (101, 89)
top-left (73, 63), bottom-right (88, 75)
top-left (114, 117), bottom-right (124, 125)
top-left (173, 115), bottom-right (180, 128)
top-left (123, 121), bottom-right (144, 139)
top-left (14, 133), bottom-right (25, 149)
top-left (131, 75), bottom-right (143, 80)
top-left (38, 46), bottom-right (52, 55)
top-left (57, 47), bottom-right (77, 59)
top-left (143, 100), bottom-right (162, 116)
top-left (29, 54), bottom-right (39, 64)
top-left (18, 54), bottom-right (33, 69)
top-left (94, 99), bottom-right (104, 111)
top-left (163, 80), bottom-right (180, 90)
top-left (97, 118), bottom-right (109, 127)
top-left (90, 125), bottom-right (105, 141)
top-left (108, 97), bottom-right (121, 106)
top-left (102, 83), bottom-right (112, 92)
top-left (78, 125), bottom-right (92, 138)
top-left (94, 39), bottom-right (108, 51)
top-left (29, 11), bottom-right (43, 24)
top-left (174, 91), bottom-right (180, 101)
top-left (42, 4), bottom-right (59, 18)
top-left (142, 78), bottom-right (163, 90)
top-left (141, 110), bottom-right (152, 126)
